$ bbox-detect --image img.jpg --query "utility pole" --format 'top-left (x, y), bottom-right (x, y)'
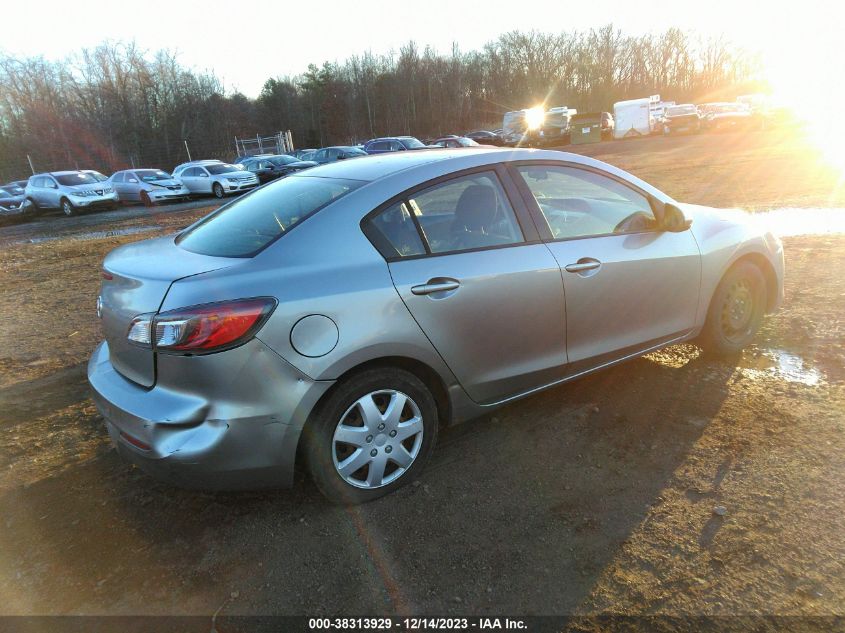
top-left (26, 154), bottom-right (35, 175)
top-left (183, 140), bottom-right (192, 162)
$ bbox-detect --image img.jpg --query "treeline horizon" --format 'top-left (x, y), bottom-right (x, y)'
top-left (0, 25), bottom-right (763, 180)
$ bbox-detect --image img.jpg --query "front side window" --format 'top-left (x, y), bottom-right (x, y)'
top-left (177, 176), bottom-right (363, 258)
top-left (406, 172), bottom-right (524, 254)
top-left (516, 165), bottom-right (656, 240)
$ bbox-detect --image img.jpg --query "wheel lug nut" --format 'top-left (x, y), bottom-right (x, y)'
top-left (370, 449), bottom-right (377, 457)
top-left (378, 423), bottom-right (385, 431)
top-left (366, 435), bottom-right (373, 443)
top-left (385, 446), bottom-right (392, 453)
top-left (389, 430), bottom-right (397, 437)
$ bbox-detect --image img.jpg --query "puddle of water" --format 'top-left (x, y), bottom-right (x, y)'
top-left (18, 225), bottom-right (162, 245)
top-left (740, 349), bottom-right (823, 386)
top-left (749, 207), bottom-right (845, 237)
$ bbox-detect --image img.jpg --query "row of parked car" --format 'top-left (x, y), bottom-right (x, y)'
top-left (0, 132), bottom-right (508, 223)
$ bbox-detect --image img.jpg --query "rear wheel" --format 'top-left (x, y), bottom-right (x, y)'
top-left (699, 261), bottom-right (766, 356)
top-left (212, 182), bottom-right (225, 199)
top-left (60, 198), bottom-right (76, 216)
top-left (305, 367), bottom-right (438, 504)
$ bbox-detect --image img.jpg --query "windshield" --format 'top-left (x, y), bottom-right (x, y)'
top-left (206, 163), bottom-right (242, 175)
top-left (87, 171), bottom-right (108, 182)
top-left (667, 105), bottom-right (697, 116)
top-left (269, 155), bottom-right (298, 166)
top-left (0, 190), bottom-right (11, 199)
top-left (135, 169), bottom-right (172, 182)
top-left (55, 173), bottom-right (99, 186)
top-left (399, 138), bottom-right (425, 149)
top-left (176, 176), bottom-right (364, 257)
top-left (458, 137), bottom-right (479, 146)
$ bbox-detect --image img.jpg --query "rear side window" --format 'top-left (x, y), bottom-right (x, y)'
top-left (407, 172), bottom-right (524, 254)
top-left (366, 202), bottom-right (426, 258)
top-left (112, 172), bottom-right (124, 183)
top-left (177, 176), bottom-right (363, 258)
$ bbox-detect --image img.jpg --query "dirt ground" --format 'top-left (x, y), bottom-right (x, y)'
top-left (0, 130), bottom-right (843, 622)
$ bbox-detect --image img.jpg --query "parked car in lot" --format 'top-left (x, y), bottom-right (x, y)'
top-left (239, 154), bottom-right (318, 184)
top-left (292, 148), bottom-right (318, 160)
top-left (363, 137), bottom-right (428, 154)
top-left (89, 148), bottom-right (784, 503)
top-left (430, 135), bottom-right (484, 148)
top-left (232, 153), bottom-right (273, 166)
top-left (110, 169), bottom-right (190, 206)
top-left (177, 162), bottom-right (258, 198)
top-left (701, 103), bottom-right (756, 132)
top-left (465, 130), bottom-right (506, 146)
top-left (172, 159), bottom-right (222, 177)
top-left (663, 104), bottom-right (701, 134)
top-left (311, 146), bottom-right (368, 164)
top-left (0, 184), bottom-right (31, 223)
top-left (25, 170), bottom-right (117, 216)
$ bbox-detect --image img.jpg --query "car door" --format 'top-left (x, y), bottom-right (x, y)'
top-left (180, 167), bottom-right (201, 192)
top-left (111, 172), bottom-right (126, 199)
top-left (42, 176), bottom-right (60, 208)
top-left (511, 162), bottom-right (701, 367)
top-left (368, 166), bottom-right (567, 404)
top-left (124, 172), bottom-right (141, 200)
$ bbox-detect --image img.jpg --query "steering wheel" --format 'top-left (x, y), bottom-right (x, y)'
top-left (614, 211), bottom-right (654, 233)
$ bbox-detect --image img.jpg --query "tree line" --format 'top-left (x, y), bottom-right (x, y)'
top-left (0, 26), bottom-right (761, 180)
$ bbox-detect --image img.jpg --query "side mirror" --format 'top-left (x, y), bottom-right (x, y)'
top-left (661, 203), bottom-right (692, 232)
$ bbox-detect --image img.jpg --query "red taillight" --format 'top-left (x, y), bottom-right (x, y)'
top-left (139, 298), bottom-right (276, 354)
top-left (120, 431), bottom-right (151, 451)
top-left (102, 271), bottom-right (113, 280)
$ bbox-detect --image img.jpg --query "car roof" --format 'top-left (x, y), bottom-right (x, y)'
top-left (292, 147), bottom-right (673, 203)
top-left (45, 170), bottom-right (82, 176)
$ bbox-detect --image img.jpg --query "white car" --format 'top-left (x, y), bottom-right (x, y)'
top-left (175, 162), bottom-right (259, 198)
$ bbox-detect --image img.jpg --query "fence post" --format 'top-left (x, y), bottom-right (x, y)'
top-left (184, 140), bottom-right (192, 162)
top-left (27, 154), bottom-right (36, 175)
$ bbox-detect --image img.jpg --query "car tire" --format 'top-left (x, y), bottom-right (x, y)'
top-left (212, 183), bottom-right (225, 199)
top-left (140, 191), bottom-right (153, 207)
top-left (698, 261), bottom-right (767, 356)
top-left (304, 367), bottom-right (439, 505)
top-left (60, 198), bottom-right (76, 216)
top-left (26, 198), bottom-right (40, 214)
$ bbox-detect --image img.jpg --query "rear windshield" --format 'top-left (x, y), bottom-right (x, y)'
top-left (176, 176), bottom-right (364, 257)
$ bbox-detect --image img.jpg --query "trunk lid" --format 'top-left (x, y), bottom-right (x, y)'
top-left (100, 235), bottom-right (242, 387)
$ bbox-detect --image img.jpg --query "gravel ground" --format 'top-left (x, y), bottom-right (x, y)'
top-left (0, 130), bottom-right (843, 621)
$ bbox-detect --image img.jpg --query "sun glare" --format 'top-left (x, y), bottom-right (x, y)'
top-left (766, 51), bottom-right (845, 178)
top-left (525, 106), bottom-right (546, 131)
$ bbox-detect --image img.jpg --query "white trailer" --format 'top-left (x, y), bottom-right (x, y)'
top-left (613, 98), bottom-right (654, 139)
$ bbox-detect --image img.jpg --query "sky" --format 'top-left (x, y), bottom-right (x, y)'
top-left (0, 0), bottom-right (839, 100)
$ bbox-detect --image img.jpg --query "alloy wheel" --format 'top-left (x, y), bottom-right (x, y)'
top-left (331, 390), bottom-right (424, 489)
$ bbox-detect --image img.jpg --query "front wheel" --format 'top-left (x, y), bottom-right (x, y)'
top-left (60, 198), bottom-right (76, 216)
top-left (698, 262), bottom-right (767, 356)
top-left (212, 182), bottom-right (225, 199)
top-left (140, 191), bottom-right (153, 207)
top-left (305, 367), bottom-right (439, 504)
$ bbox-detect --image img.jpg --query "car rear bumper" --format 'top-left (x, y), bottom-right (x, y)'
top-left (87, 339), bottom-right (334, 490)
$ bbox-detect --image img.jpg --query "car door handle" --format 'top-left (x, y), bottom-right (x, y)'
top-left (564, 259), bottom-right (602, 273)
top-left (411, 280), bottom-right (461, 295)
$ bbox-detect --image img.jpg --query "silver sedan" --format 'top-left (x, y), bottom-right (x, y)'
top-left (88, 148), bottom-right (784, 503)
top-left (110, 169), bottom-right (190, 206)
